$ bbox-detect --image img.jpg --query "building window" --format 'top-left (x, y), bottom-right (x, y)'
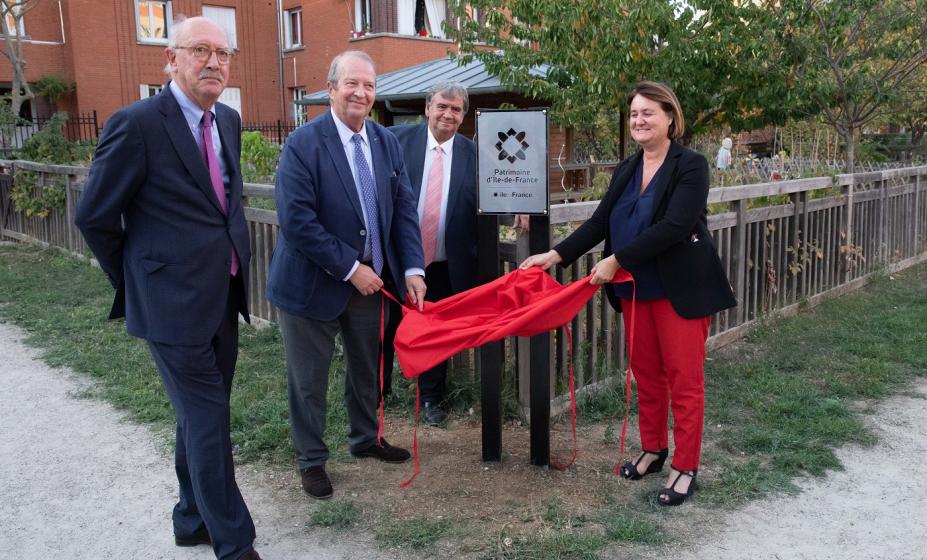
top-left (2, 2), bottom-right (25, 36)
top-left (140, 84), bottom-right (163, 99)
top-left (136, 0), bottom-right (171, 44)
top-left (397, 0), bottom-right (446, 38)
top-left (202, 6), bottom-right (237, 49)
top-left (292, 88), bottom-right (307, 124)
top-left (354, 0), bottom-right (371, 36)
top-left (284, 8), bottom-right (302, 48)
top-left (218, 87), bottom-right (241, 116)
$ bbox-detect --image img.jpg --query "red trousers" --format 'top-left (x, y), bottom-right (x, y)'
top-left (621, 298), bottom-right (710, 471)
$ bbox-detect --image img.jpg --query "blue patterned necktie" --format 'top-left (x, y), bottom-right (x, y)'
top-left (351, 134), bottom-right (383, 274)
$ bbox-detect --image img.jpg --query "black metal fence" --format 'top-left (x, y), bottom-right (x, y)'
top-left (242, 120), bottom-right (300, 144)
top-left (0, 112), bottom-right (100, 158)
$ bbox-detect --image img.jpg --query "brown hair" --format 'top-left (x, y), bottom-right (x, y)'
top-left (626, 81), bottom-right (685, 140)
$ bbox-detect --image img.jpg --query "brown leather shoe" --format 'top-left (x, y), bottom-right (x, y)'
top-left (174, 526), bottom-right (211, 547)
top-left (300, 466), bottom-right (333, 499)
top-left (350, 438), bottom-right (410, 463)
top-left (239, 549), bottom-right (263, 560)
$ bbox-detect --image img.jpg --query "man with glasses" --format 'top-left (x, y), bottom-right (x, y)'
top-left (75, 16), bottom-right (261, 560)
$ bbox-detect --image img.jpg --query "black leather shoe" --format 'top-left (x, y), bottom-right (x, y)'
top-left (350, 438), bottom-right (411, 463)
top-left (240, 549), bottom-right (263, 560)
top-left (174, 526), bottom-right (211, 547)
top-left (422, 402), bottom-right (448, 427)
top-left (300, 465), bottom-right (333, 500)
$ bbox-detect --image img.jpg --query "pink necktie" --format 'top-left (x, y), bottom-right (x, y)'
top-left (420, 145), bottom-right (444, 266)
top-left (200, 111), bottom-right (239, 276)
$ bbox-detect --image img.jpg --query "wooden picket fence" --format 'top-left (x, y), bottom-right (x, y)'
top-left (2, 159), bottom-right (925, 412)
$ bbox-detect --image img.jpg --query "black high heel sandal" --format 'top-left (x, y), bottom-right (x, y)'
top-left (658, 469), bottom-right (698, 506)
top-left (619, 448), bottom-right (668, 480)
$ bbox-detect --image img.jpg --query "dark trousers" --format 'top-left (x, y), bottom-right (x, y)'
top-left (383, 260), bottom-right (454, 403)
top-left (279, 289), bottom-right (381, 470)
top-left (147, 275), bottom-right (255, 560)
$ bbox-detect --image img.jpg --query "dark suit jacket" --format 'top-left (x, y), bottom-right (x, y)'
top-left (555, 141), bottom-right (736, 319)
top-left (75, 86), bottom-right (251, 345)
top-left (266, 112), bottom-right (425, 321)
top-left (389, 123), bottom-right (478, 293)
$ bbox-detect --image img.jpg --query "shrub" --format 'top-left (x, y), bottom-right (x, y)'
top-left (240, 130), bottom-right (279, 183)
top-left (18, 112), bottom-right (94, 164)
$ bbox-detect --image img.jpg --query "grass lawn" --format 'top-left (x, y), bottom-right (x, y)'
top-left (1, 241), bottom-right (925, 558)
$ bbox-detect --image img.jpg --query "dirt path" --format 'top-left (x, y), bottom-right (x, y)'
top-left (2, 316), bottom-right (926, 560)
top-left (616, 379), bottom-right (927, 560)
top-left (0, 321), bottom-right (392, 560)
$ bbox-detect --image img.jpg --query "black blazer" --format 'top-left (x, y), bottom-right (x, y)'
top-left (75, 86), bottom-right (251, 344)
top-left (554, 141), bottom-right (736, 318)
top-left (389, 123), bottom-right (479, 293)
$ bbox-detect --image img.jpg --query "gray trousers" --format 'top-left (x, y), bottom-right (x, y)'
top-left (278, 291), bottom-right (382, 470)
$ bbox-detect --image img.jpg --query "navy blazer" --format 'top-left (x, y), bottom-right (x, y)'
top-left (554, 142), bottom-right (736, 319)
top-left (389, 123), bottom-right (478, 293)
top-left (266, 112), bottom-right (424, 321)
top-left (75, 86), bottom-right (251, 344)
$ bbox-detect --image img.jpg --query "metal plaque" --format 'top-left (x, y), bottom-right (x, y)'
top-left (476, 109), bottom-right (549, 215)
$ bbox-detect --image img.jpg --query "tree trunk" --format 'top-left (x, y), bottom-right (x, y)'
top-left (844, 126), bottom-right (857, 174)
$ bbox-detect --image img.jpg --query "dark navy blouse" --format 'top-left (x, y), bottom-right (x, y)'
top-left (609, 160), bottom-right (666, 300)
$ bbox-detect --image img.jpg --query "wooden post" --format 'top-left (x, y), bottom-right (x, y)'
top-left (789, 191), bottom-right (802, 303)
top-left (477, 213), bottom-right (502, 462)
top-left (730, 199), bottom-right (748, 325)
top-left (843, 179), bottom-right (855, 283)
top-left (528, 214), bottom-right (551, 467)
top-left (515, 230), bottom-right (531, 410)
top-left (914, 173), bottom-right (922, 255)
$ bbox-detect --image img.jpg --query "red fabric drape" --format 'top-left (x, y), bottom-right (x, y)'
top-left (385, 267), bottom-right (634, 486)
top-left (394, 267), bottom-right (632, 378)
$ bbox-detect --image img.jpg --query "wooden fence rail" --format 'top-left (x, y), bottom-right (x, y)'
top-left (2, 159), bottom-right (926, 413)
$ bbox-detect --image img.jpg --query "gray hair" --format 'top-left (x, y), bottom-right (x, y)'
top-left (425, 81), bottom-right (469, 113)
top-left (327, 51), bottom-right (376, 86)
top-left (162, 15), bottom-right (229, 75)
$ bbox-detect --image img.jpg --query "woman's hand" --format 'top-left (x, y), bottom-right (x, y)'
top-left (519, 250), bottom-right (562, 270)
top-left (589, 255), bottom-right (620, 285)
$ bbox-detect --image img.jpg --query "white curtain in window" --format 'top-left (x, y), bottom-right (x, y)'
top-left (397, 0), bottom-right (416, 35)
top-left (218, 87), bottom-right (241, 116)
top-left (202, 6), bottom-right (237, 48)
top-left (424, 0), bottom-right (446, 38)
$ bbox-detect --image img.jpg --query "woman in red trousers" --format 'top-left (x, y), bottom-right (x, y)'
top-left (521, 81), bottom-right (736, 506)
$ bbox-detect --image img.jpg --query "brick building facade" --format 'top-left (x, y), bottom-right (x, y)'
top-left (0, 0), bottom-right (461, 127)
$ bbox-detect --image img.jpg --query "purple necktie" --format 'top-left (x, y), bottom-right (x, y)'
top-left (200, 111), bottom-right (239, 276)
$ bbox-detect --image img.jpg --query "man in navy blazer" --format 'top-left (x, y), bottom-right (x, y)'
top-left (385, 82), bottom-right (478, 426)
top-left (266, 51), bottom-right (426, 500)
top-left (75, 17), bottom-right (261, 560)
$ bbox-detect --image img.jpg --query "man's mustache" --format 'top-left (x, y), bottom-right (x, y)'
top-left (199, 72), bottom-right (224, 82)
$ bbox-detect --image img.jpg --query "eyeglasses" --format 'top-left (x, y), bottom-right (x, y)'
top-left (175, 44), bottom-right (235, 64)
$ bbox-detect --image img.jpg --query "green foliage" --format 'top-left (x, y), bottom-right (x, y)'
top-left (781, 0), bottom-right (927, 169)
top-left (375, 517), bottom-right (451, 550)
top-left (9, 170), bottom-right (66, 218)
top-left (32, 75), bottom-right (73, 101)
top-left (856, 139), bottom-right (890, 163)
top-left (448, 0), bottom-right (801, 139)
top-left (18, 112), bottom-right (95, 164)
top-left (240, 131), bottom-right (280, 183)
top-left (309, 501), bottom-right (357, 529)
